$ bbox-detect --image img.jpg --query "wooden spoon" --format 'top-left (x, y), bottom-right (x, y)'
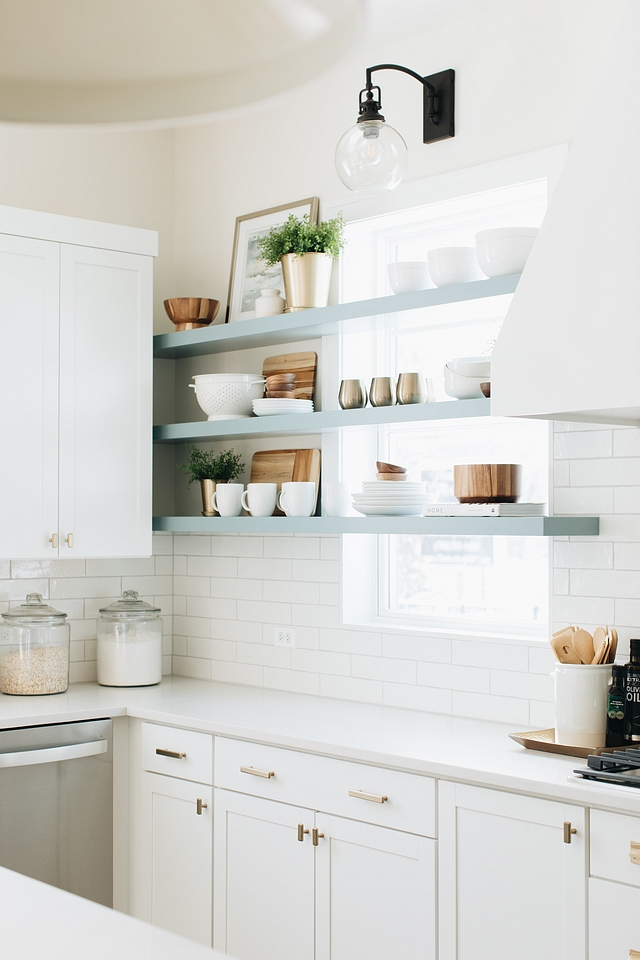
top-left (571, 628), bottom-right (595, 664)
top-left (552, 625), bottom-right (575, 639)
top-left (592, 638), bottom-right (608, 664)
top-left (550, 634), bottom-right (582, 664)
top-left (593, 626), bottom-right (606, 651)
top-left (609, 628), bottom-right (618, 662)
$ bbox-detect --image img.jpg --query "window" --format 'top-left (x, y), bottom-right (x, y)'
top-left (333, 158), bottom-right (558, 639)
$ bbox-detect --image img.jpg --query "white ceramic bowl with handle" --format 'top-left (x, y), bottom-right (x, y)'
top-left (475, 227), bottom-right (538, 278)
top-left (190, 373), bottom-right (265, 420)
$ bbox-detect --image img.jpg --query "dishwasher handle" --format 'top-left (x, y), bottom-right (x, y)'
top-left (0, 739), bottom-right (108, 768)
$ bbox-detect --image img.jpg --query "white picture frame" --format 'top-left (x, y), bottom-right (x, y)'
top-left (226, 197), bottom-right (319, 322)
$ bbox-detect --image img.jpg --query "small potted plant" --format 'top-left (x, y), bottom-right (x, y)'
top-left (257, 213), bottom-right (345, 312)
top-left (179, 445), bottom-right (245, 516)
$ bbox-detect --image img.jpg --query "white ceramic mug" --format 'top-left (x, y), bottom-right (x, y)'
top-left (276, 481), bottom-right (316, 517)
top-left (322, 482), bottom-right (351, 517)
top-left (212, 483), bottom-right (244, 517)
top-left (241, 483), bottom-right (277, 517)
top-left (553, 663), bottom-right (612, 748)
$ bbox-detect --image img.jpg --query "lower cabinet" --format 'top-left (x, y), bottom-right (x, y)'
top-left (213, 789), bottom-right (436, 960)
top-left (438, 782), bottom-right (587, 960)
top-left (590, 877), bottom-right (640, 960)
top-left (140, 772), bottom-right (212, 946)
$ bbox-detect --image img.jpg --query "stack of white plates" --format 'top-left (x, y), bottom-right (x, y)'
top-left (352, 482), bottom-right (428, 516)
top-left (253, 398), bottom-right (314, 417)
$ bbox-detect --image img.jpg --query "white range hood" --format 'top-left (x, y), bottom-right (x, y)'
top-left (491, 1), bottom-right (640, 426)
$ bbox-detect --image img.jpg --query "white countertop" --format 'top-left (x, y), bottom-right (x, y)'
top-left (0, 676), bottom-right (638, 816)
top-left (1, 867), bottom-right (219, 960)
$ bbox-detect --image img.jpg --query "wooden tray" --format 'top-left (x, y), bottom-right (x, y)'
top-left (509, 729), bottom-right (621, 758)
top-left (250, 449), bottom-right (321, 515)
top-left (262, 352), bottom-right (317, 401)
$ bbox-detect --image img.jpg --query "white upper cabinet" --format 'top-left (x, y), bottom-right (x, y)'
top-left (491, 4), bottom-right (640, 425)
top-left (0, 205), bottom-right (156, 558)
top-left (58, 245), bottom-right (152, 557)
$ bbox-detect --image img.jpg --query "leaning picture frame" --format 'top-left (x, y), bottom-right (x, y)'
top-left (226, 197), bottom-right (319, 323)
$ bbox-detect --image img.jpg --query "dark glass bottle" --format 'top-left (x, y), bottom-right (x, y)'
top-left (606, 663), bottom-right (627, 747)
top-left (625, 639), bottom-right (640, 742)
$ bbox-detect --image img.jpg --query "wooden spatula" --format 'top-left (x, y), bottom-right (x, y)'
top-left (572, 628), bottom-right (595, 664)
top-left (592, 637), bottom-right (608, 664)
top-left (552, 625), bottom-right (575, 639)
top-left (550, 633), bottom-right (582, 664)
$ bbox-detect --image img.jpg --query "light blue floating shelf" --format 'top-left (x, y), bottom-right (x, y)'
top-left (153, 515), bottom-right (599, 537)
top-left (153, 275), bottom-right (520, 359)
top-left (153, 398), bottom-right (491, 443)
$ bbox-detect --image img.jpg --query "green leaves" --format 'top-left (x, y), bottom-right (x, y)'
top-left (179, 445), bottom-right (245, 484)
top-left (257, 213), bottom-right (346, 267)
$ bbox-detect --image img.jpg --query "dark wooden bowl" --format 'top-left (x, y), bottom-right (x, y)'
top-left (480, 382), bottom-right (491, 398)
top-left (164, 297), bottom-right (220, 331)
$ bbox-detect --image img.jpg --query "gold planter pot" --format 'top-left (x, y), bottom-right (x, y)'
top-left (200, 479), bottom-right (216, 516)
top-left (281, 252), bottom-right (333, 312)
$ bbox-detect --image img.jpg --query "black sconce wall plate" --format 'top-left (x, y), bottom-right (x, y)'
top-left (423, 69), bottom-right (455, 143)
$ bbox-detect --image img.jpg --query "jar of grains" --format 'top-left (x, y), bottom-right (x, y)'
top-left (97, 590), bottom-right (162, 687)
top-left (0, 594), bottom-right (70, 695)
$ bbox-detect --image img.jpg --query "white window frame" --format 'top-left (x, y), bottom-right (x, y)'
top-left (320, 146), bottom-right (567, 643)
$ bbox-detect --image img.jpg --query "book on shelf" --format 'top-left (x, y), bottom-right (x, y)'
top-left (422, 503), bottom-right (547, 517)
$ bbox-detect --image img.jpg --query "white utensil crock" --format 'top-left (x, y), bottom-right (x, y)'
top-left (553, 663), bottom-right (612, 748)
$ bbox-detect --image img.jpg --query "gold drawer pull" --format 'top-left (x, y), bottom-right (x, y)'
top-left (312, 828), bottom-right (324, 846)
top-left (629, 951), bottom-right (640, 959)
top-left (240, 765), bottom-right (275, 779)
top-left (156, 748), bottom-right (186, 759)
top-left (563, 821), bottom-right (577, 844)
top-left (297, 823), bottom-right (309, 842)
top-left (349, 789), bottom-right (388, 804)
top-left (196, 798), bottom-right (208, 816)
top-left (630, 841), bottom-right (640, 865)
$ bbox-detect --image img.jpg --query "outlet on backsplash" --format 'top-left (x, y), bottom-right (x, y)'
top-left (274, 627), bottom-right (296, 649)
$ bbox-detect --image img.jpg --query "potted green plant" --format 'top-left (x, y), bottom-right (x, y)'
top-left (257, 213), bottom-right (345, 312)
top-left (179, 445), bottom-right (245, 516)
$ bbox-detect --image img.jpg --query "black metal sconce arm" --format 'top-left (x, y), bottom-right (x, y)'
top-left (357, 63), bottom-right (455, 144)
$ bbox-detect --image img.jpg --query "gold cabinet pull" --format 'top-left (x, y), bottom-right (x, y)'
top-left (349, 789), bottom-right (389, 804)
top-left (630, 842), bottom-right (640, 865)
top-left (629, 951), bottom-right (640, 959)
top-left (65, 533), bottom-right (73, 548)
top-left (156, 748), bottom-right (186, 759)
top-left (196, 798), bottom-right (208, 816)
top-left (563, 821), bottom-right (577, 843)
top-left (312, 828), bottom-right (324, 846)
top-left (240, 765), bottom-right (275, 779)
top-left (297, 823), bottom-right (309, 842)
top-left (48, 534), bottom-right (58, 549)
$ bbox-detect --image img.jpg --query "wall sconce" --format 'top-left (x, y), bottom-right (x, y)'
top-left (335, 65), bottom-right (455, 193)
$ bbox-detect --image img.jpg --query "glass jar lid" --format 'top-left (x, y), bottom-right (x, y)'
top-left (99, 590), bottom-right (161, 618)
top-left (2, 593), bottom-right (68, 621)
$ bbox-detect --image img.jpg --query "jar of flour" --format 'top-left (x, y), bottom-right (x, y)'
top-left (97, 591), bottom-right (162, 686)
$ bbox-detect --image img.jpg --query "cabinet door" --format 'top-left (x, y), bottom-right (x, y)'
top-left (590, 877), bottom-right (640, 959)
top-left (0, 235), bottom-right (59, 558)
top-left (58, 245), bottom-right (152, 557)
top-left (438, 782), bottom-right (586, 960)
top-left (140, 772), bottom-right (212, 946)
top-left (315, 814), bottom-right (436, 960)
top-left (214, 789), bottom-right (315, 960)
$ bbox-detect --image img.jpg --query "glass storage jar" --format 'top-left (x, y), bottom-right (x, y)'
top-left (0, 594), bottom-right (70, 695)
top-left (97, 590), bottom-right (162, 687)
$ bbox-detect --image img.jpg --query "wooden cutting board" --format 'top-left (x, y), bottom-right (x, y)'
top-left (250, 449), bottom-right (321, 515)
top-left (262, 352), bottom-right (317, 401)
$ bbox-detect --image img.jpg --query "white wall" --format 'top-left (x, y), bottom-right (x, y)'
top-left (171, 0), bottom-right (625, 327)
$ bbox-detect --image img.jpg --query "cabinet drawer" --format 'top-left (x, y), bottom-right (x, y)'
top-left (214, 737), bottom-right (435, 837)
top-left (141, 722), bottom-right (213, 785)
top-left (590, 878), bottom-right (640, 960)
top-left (591, 809), bottom-right (640, 887)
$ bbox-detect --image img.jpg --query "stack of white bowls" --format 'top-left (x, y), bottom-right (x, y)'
top-left (444, 357), bottom-right (491, 400)
top-left (352, 482), bottom-right (428, 517)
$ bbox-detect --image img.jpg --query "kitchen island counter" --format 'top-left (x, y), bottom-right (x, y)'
top-left (0, 676), bottom-right (636, 815)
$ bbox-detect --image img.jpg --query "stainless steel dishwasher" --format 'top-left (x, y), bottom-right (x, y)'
top-left (0, 718), bottom-right (112, 906)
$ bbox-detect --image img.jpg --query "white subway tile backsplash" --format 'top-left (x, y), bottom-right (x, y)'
top-left (264, 667), bottom-right (319, 696)
top-left (613, 429), bottom-right (640, 458)
top-left (570, 458), bottom-right (640, 487)
top-left (321, 538), bottom-right (340, 561)
top-left (452, 691), bottom-right (529, 725)
top-left (554, 430), bottom-right (612, 459)
top-left (554, 595), bottom-right (615, 623)
top-left (320, 628), bottom-right (381, 656)
top-left (614, 543), bottom-right (640, 569)
top-left (452, 639), bottom-right (528, 671)
top-left (237, 599), bottom-right (292, 624)
top-left (11, 559), bottom-right (86, 579)
top-left (570, 569), bottom-right (640, 599)
top-left (554, 541), bottom-right (613, 569)
top-left (86, 558), bottom-right (155, 577)
top-left (211, 577), bottom-right (263, 601)
top-left (264, 580), bottom-right (319, 605)
top-left (264, 538), bottom-right (320, 559)
top-left (238, 642), bottom-right (291, 668)
top-left (490, 669), bottom-right (553, 702)
top-left (383, 634), bottom-right (452, 663)
top-left (210, 537), bottom-right (263, 558)
top-left (292, 603), bottom-right (340, 628)
top-left (351, 654), bottom-right (416, 684)
top-left (212, 618), bottom-right (263, 643)
top-left (291, 649), bottom-right (350, 676)
top-left (174, 535), bottom-right (211, 556)
top-left (187, 556), bottom-right (237, 578)
top-left (320, 674), bottom-right (382, 704)
top-left (383, 683), bottom-right (451, 714)
top-left (187, 596), bottom-right (237, 620)
top-left (293, 559), bottom-right (339, 583)
top-left (238, 558), bottom-right (291, 580)
top-left (187, 637), bottom-right (236, 662)
top-left (173, 575), bottom-right (211, 597)
top-left (554, 487), bottom-right (614, 515)
top-left (614, 488), bottom-right (640, 514)
top-left (417, 662), bottom-right (490, 693)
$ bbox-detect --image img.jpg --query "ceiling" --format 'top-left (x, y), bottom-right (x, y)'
top-left (0, 0), bottom-right (517, 124)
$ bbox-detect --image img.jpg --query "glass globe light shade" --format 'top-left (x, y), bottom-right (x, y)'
top-left (335, 119), bottom-right (408, 192)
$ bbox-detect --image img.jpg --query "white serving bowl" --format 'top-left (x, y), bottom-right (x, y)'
top-left (475, 227), bottom-right (538, 278)
top-left (443, 368), bottom-right (486, 400)
top-left (427, 247), bottom-right (483, 287)
top-left (190, 373), bottom-right (265, 420)
top-left (387, 261), bottom-right (431, 294)
top-left (445, 356), bottom-right (491, 378)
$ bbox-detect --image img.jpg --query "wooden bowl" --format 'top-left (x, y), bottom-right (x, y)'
top-left (480, 382), bottom-right (491, 398)
top-left (164, 297), bottom-right (220, 331)
top-left (266, 391), bottom-right (296, 399)
top-left (376, 472), bottom-right (407, 482)
top-left (454, 463), bottom-right (521, 503)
